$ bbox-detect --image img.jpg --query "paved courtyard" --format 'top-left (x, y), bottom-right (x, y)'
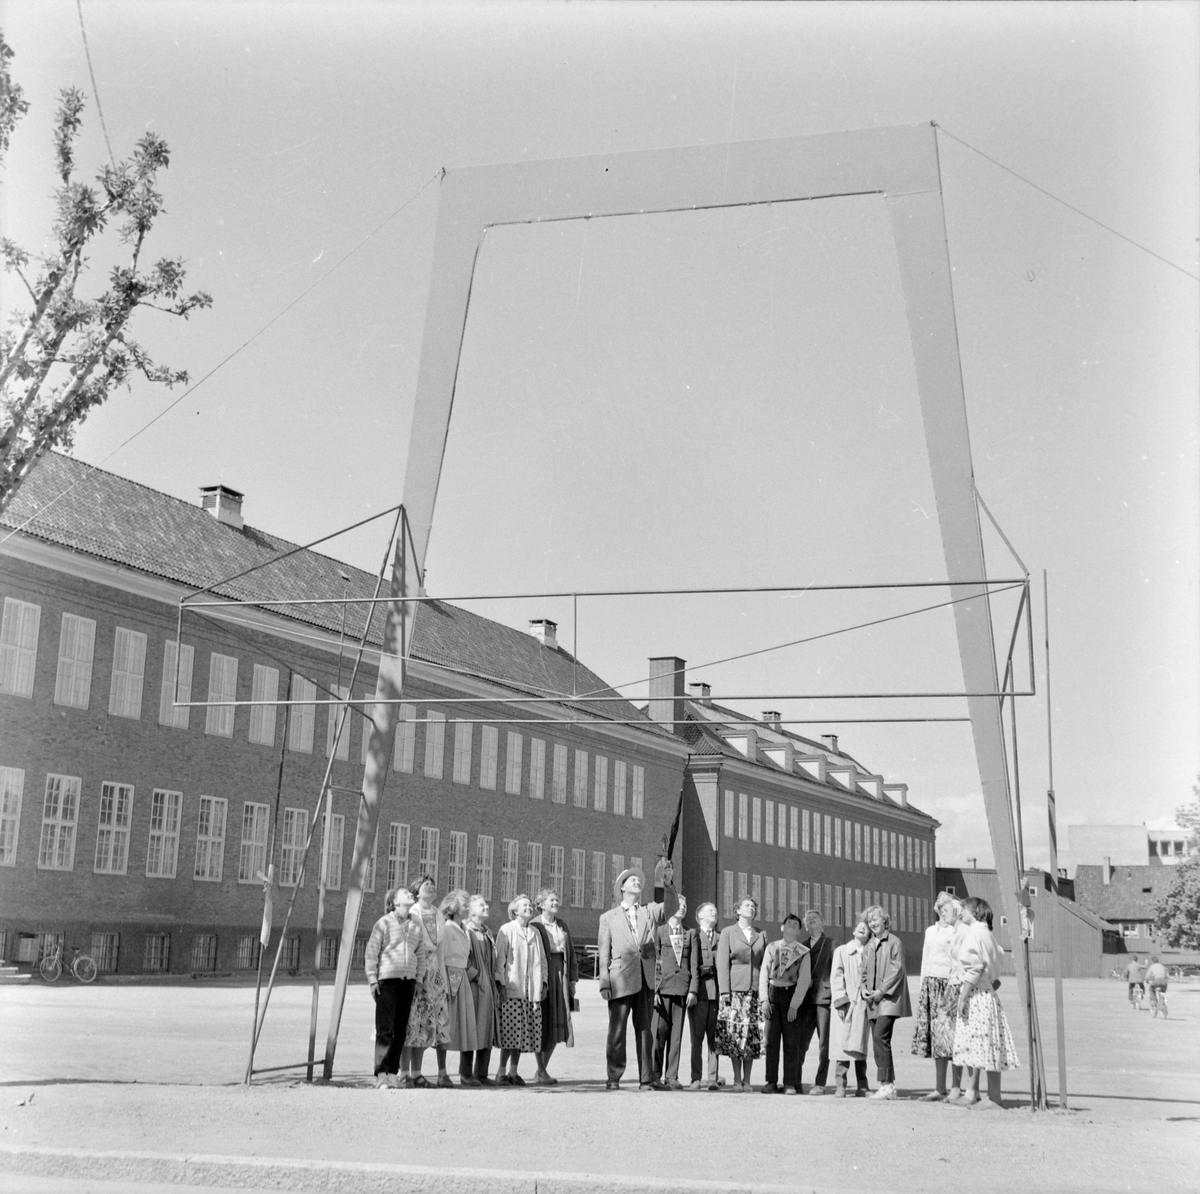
top-left (1, 976), bottom-right (1197, 1193)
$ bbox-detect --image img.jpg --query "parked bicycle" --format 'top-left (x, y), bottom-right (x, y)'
top-left (39, 943), bottom-right (97, 983)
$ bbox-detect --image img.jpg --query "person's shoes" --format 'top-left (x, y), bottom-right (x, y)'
top-left (497, 1074), bottom-right (514, 1086)
top-left (784, 1086), bottom-right (800, 1095)
top-left (687, 1080), bottom-right (702, 1091)
top-left (476, 1075), bottom-right (497, 1087)
top-left (855, 1085), bottom-right (870, 1098)
top-left (717, 1077), bottom-right (727, 1086)
top-left (459, 1074), bottom-right (481, 1088)
top-left (922, 1090), bottom-right (947, 1101)
top-left (807, 1085), bottom-right (826, 1096)
top-left (760, 1083), bottom-right (781, 1094)
top-left (833, 1083), bottom-right (847, 1099)
top-left (970, 1098), bottom-right (1004, 1111)
top-left (436, 1074), bottom-right (455, 1088)
top-left (953, 1092), bottom-right (979, 1108)
top-left (668, 1080), bottom-right (686, 1091)
top-left (411, 1074), bottom-right (431, 1089)
top-left (707, 1080), bottom-right (720, 1092)
top-left (869, 1083), bottom-right (896, 1100)
top-left (605, 1080), bottom-right (620, 1091)
top-left (945, 1088), bottom-right (962, 1102)
top-left (509, 1073), bottom-right (526, 1086)
top-left (638, 1083), bottom-right (657, 1092)
top-left (534, 1073), bottom-right (556, 1087)
top-left (375, 1074), bottom-right (390, 1089)
top-left (397, 1075), bottom-right (415, 1089)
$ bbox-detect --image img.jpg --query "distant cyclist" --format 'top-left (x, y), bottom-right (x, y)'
top-left (1144, 956), bottom-right (1169, 1018)
top-left (1122, 957), bottom-right (1145, 1009)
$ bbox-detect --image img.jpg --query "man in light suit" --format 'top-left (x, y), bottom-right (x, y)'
top-left (597, 866), bottom-right (669, 1090)
top-left (795, 909), bottom-right (835, 1094)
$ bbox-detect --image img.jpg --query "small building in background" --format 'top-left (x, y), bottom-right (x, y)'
top-left (935, 865), bottom-right (1113, 978)
top-left (1060, 822), bottom-right (1196, 877)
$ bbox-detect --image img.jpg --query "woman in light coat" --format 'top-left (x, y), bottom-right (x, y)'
top-left (829, 917), bottom-right (872, 1097)
top-left (913, 891), bottom-right (968, 1101)
top-left (439, 889), bottom-right (479, 1086)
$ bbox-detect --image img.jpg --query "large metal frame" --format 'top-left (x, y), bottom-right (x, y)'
top-left (322, 122), bottom-right (1030, 1073)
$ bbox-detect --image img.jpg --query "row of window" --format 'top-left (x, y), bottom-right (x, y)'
top-left (0, 598), bottom-right (648, 818)
top-left (721, 870), bottom-right (930, 934)
top-left (722, 789), bottom-right (930, 875)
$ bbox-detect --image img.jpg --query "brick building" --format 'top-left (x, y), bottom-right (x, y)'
top-left (0, 455), bottom-right (685, 974)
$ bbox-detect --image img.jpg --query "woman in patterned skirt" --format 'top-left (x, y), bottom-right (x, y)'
top-left (530, 888), bottom-right (578, 1086)
top-left (952, 896), bottom-right (1019, 1110)
top-left (913, 891), bottom-right (968, 1101)
top-left (716, 895), bottom-right (768, 1091)
top-left (494, 893), bottom-right (547, 1086)
top-left (402, 874), bottom-right (452, 1087)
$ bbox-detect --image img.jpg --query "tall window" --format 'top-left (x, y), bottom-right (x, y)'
top-left (94, 781), bottom-right (133, 874)
top-left (631, 765), bottom-right (645, 819)
top-left (191, 934), bottom-right (218, 973)
top-left (889, 831), bottom-right (897, 869)
top-left (801, 881), bottom-right (810, 915)
top-left (551, 743), bottom-right (567, 803)
top-left (802, 809), bottom-right (811, 851)
top-left (573, 750), bottom-right (589, 808)
top-left (387, 822), bottom-right (410, 890)
top-left (91, 932), bottom-right (119, 973)
top-left (325, 686), bottom-right (351, 760)
top-left (248, 665), bottom-right (279, 746)
top-left (834, 818), bottom-right (842, 858)
top-left (419, 826), bottom-right (440, 886)
top-left (0, 597), bottom-right (40, 697)
top-left (751, 796), bottom-right (762, 843)
top-left (280, 807), bottom-right (308, 887)
top-left (528, 738), bottom-right (546, 800)
top-left (591, 850), bottom-right (606, 908)
top-left (722, 870), bottom-right (734, 918)
top-left (423, 712), bottom-right (446, 779)
top-left (593, 755), bottom-right (608, 811)
top-left (824, 815), bottom-right (833, 856)
top-left (144, 789), bottom-right (181, 878)
top-left (393, 703), bottom-right (416, 771)
top-left (238, 802), bottom-right (269, 882)
top-left (448, 830), bottom-right (468, 889)
top-left (872, 826), bottom-right (881, 866)
top-left (723, 790), bottom-right (735, 839)
top-left (737, 792), bottom-right (749, 839)
top-left (526, 842), bottom-right (543, 892)
top-left (452, 721), bottom-right (472, 784)
top-left (921, 839), bottom-right (929, 875)
top-left (193, 796), bottom-right (225, 883)
top-left (158, 641), bottom-right (193, 729)
top-left (288, 675), bottom-right (316, 752)
top-left (823, 883), bottom-right (833, 923)
top-left (570, 849), bottom-right (585, 907)
top-left (906, 836), bottom-right (914, 872)
top-left (0, 766), bottom-right (24, 866)
top-left (613, 761), bottom-right (627, 815)
top-left (854, 822), bottom-right (862, 863)
top-left (143, 934), bottom-right (170, 973)
top-left (501, 839), bottom-right (519, 902)
top-left (777, 877), bottom-right (787, 922)
top-left (611, 854), bottom-right (625, 894)
top-left (38, 774), bottom-right (80, 870)
top-left (109, 627), bottom-right (148, 719)
top-left (54, 613), bottom-right (95, 708)
top-left (476, 835), bottom-right (494, 899)
top-left (846, 820), bottom-right (853, 862)
top-left (479, 726), bottom-right (499, 790)
top-left (764, 876), bottom-right (774, 922)
top-left (764, 799), bottom-right (775, 846)
top-left (505, 732), bottom-right (523, 794)
top-left (777, 802), bottom-right (786, 847)
top-left (789, 805), bottom-right (798, 850)
top-left (204, 652), bottom-right (238, 737)
top-left (323, 812), bottom-right (345, 889)
top-left (751, 873), bottom-right (762, 910)
top-left (834, 885), bottom-right (844, 926)
top-left (790, 878), bottom-right (799, 916)
top-left (549, 845), bottom-right (564, 896)
top-left (737, 871), bottom-right (748, 903)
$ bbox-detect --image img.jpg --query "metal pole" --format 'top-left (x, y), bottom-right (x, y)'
top-left (1044, 570), bottom-right (1069, 1109)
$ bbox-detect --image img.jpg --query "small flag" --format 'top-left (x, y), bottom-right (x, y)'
top-left (259, 863), bottom-right (275, 947)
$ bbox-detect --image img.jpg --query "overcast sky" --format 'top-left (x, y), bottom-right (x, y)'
top-left (3, 1), bottom-right (1197, 868)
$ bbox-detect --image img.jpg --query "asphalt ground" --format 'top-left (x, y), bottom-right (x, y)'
top-left (1, 977), bottom-right (1197, 1194)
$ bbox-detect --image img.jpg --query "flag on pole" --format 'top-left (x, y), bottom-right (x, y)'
top-left (259, 863), bottom-right (275, 947)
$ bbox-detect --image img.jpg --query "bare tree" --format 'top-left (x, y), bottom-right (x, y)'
top-left (0, 32), bottom-right (211, 516)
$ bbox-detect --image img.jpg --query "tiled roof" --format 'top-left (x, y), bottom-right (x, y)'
top-left (1074, 865), bottom-right (1171, 921)
top-left (1, 453), bottom-right (663, 731)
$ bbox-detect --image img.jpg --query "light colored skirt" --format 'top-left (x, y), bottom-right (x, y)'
top-left (912, 975), bottom-right (960, 1060)
top-left (716, 992), bottom-right (763, 1061)
top-left (404, 965), bottom-right (450, 1048)
top-left (952, 987), bottom-right (1019, 1072)
top-left (444, 965), bottom-right (479, 1052)
top-left (498, 997), bottom-right (542, 1052)
top-left (830, 997), bottom-right (871, 1061)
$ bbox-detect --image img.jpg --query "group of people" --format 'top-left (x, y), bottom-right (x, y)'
top-left (365, 865), bottom-right (1020, 1106)
top-left (1122, 955), bottom-right (1171, 1017)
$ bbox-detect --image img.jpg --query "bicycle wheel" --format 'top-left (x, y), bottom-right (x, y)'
top-left (74, 954), bottom-right (98, 984)
top-left (39, 955), bottom-right (62, 982)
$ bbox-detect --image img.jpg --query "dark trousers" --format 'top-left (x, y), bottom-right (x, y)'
top-left (872, 1014), bottom-right (897, 1084)
top-left (459, 1048), bottom-right (492, 1080)
top-left (606, 986), bottom-right (654, 1084)
top-left (836, 1058), bottom-right (869, 1091)
top-left (651, 993), bottom-right (687, 1083)
top-left (373, 977), bottom-right (416, 1075)
top-left (764, 986), bottom-right (803, 1088)
top-left (797, 1002), bottom-right (831, 1087)
top-left (689, 994), bottom-right (719, 1082)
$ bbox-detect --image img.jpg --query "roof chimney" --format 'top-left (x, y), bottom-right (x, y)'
top-left (967, 857), bottom-right (977, 869)
top-left (688, 681), bottom-right (712, 706)
top-left (528, 618), bottom-right (557, 650)
top-left (821, 733), bottom-right (839, 755)
top-left (762, 711), bottom-right (782, 732)
top-left (649, 656), bottom-right (686, 734)
top-left (1102, 855), bottom-right (1112, 885)
top-left (199, 484), bottom-right (244, 530)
